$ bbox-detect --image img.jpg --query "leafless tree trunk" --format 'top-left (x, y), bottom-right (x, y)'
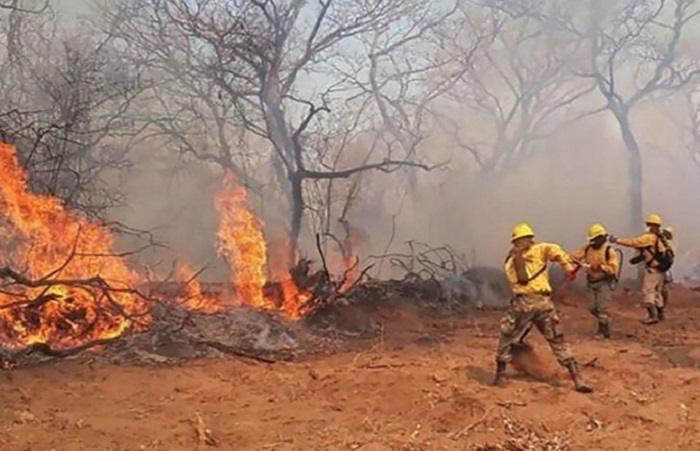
top-left (103, 0), bottom-right (445, 256)
top-left (495, 0), bottom-right (700, 230)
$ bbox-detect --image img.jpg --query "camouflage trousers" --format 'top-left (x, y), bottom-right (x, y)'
top-left (642, 269), bottom-right (665, 308)
top-left (587, 280), bottom-right (612, 326)
top-left (495, 294), bottom-right (574, 366)
top-left (661, 272), bottom-right (672, 306)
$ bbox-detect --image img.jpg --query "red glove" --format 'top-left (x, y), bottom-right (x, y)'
top-left (567, 265), bottom-right (581, 280)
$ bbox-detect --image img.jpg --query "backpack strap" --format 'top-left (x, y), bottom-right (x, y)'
top-left (505, 254), bottom-right (547, 284)
top-left (584, 244), bottom-right (610, 261)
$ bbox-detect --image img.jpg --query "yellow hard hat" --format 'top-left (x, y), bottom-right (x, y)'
top-left (511, 223), bottom-right (535, 242)
top-left (645, 214), bottom-right (662, 226)
top-left (587, 223), bottom-right (607, 241)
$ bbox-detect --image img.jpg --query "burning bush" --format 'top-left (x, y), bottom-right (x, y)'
top-left (0, 142), bottom-right (353, 357)
top-left (0, 143), bottom-right (149, 350)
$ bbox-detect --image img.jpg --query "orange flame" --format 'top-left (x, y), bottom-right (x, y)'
top-left (0, 142), bottom-right (323, 352)
top-left (0, 143), bottom-right (148, 349)
top-left (175, 264), bottom-right (222, 313)
top-left (214, 173), bottom-right (311, 317)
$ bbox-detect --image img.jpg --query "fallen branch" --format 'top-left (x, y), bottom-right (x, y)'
top-left (452, 406), bottom-right (496, 440)
top-left (193, 340), bottom-right (282, 364)
top-left (193, 411), bottom-right (217, 448)
top-left (0, 337), bottom-right (122, 362)
top-left (583, 357), bottom-right (599, 367)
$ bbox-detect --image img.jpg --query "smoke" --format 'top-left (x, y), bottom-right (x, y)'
top-left (16, 0), bottom-right (700, 285)
top-left (109, 73), bottom-right (700, 284)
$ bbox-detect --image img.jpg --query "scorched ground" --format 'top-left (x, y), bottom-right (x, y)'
top-left (2, 284), bottom-right (700, 450)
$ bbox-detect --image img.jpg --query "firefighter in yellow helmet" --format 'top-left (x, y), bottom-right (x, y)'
top-left (494, 223), bottom-right (593, 393)
top-left (570, 223), bottom-right (620, 339)
top-left (610, 214), bottom-right (674, 324)
top-left (660, 226), bottom-right (676, 314)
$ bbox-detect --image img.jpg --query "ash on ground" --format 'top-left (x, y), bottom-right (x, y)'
top-left (1, 268), bottom-right (510, 367)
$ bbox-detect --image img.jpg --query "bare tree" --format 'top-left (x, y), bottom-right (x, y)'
top-left (104, 0), bottom-right (444, 256)
top-left (0, 0), bottom-right (48, 14)
top-left (495, 0), bottom-right (700, 229)
top-left (682, 85), bottom-right (700, 167)
top-left (337, 2), bottom-right (489, 193)
top-left (0, 4), bottom-right (147, 221)
top-left (439, 5), bottom-right (595, 183)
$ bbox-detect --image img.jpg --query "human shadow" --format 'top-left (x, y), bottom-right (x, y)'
top-left (466, 345), bottom-right (563, 388)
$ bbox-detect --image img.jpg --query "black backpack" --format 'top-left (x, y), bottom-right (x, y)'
top-left (653, 233), bottom-right (674, 271)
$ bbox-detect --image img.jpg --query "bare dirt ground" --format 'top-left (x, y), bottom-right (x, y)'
top-left (2, 284), bottom-right (700, 451)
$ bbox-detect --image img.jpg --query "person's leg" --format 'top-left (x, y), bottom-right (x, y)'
top-left (587, 285), bottom-right (603, 337)
top-left (641, 270), bottom-right (662, 324)
top-left (534, 305), bottom-right (593, 393)
top-left (494, 307), bottom-right (520, 385)
top-left (596, 283), bottom-right (612, 338)
top-left (659, 274), bottom-right (670, 320)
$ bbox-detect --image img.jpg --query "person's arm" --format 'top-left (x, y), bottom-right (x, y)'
top-left (613, 233), bottom-right (655, 249)
top-left (569, 246), bottom-right (586, 264)
top-left (540, 242), bottom-right (576, 274)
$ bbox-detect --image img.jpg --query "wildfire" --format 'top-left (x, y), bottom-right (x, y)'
top-left (0, 141), bottom-right (336, 353)
top-left (175, 264), bottom-right (222, 313)
top-left (0, 143), bottom-right (148, 349)
top-left (214, 173), bottom-right (271, 309)
top-left (214, 173), bottom-right (311, 318)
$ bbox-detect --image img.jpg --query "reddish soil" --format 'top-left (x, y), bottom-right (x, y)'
top-left (2, 284), bottom-right (700, 450)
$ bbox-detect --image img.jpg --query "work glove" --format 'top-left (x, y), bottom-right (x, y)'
top-left (566, 270), bottom-right (577, 281)
top-left (608, 235), bottom-right (618, 243)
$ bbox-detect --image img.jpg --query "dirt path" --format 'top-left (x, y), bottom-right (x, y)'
top-left (2, 286), bottom-right (700, 450)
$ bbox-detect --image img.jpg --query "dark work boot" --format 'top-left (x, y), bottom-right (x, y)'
top-left (658, 307), bottom-right (665, 321)
top-left (594, 323), bottom-right (605, 340)
top-left (601, 322), bottom-right (611, 339)
top-left (493, 361), bottom-right (507, 386)
top-left (642, 306), bottom-right (659, 325)
top-left (566, 360), bottom-right (593, 393)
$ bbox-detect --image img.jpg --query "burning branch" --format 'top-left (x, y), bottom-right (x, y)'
top-left (290, 234), bottom-right (374, 318)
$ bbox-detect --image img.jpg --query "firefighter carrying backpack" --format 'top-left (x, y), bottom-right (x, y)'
top-left (584, 244), bottom-right (623, 289)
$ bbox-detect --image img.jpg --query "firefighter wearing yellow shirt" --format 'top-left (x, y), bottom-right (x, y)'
top-left (610, 214), bottom-right (674, 324)
top-left (570, 224), bottom-right (620, 339)
top-left (494, 223), bottom-right (593, 393)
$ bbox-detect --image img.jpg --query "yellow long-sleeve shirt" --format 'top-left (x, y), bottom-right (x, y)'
top-left (570, 244), bottom-right (619, 282)
top-left (505, 242), bottom-right (575, 295)
top-left (616, 232), bottom-right (670, 269)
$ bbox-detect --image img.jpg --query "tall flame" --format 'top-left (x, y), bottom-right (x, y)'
top-left (214, 173), bottom-right (311, 317)
top-left (0, 143), bottom-right (148, 349)
top-left (0, 140), bottom-right (326, 354)
top-left (214, 173), bottom-right (272, 309)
